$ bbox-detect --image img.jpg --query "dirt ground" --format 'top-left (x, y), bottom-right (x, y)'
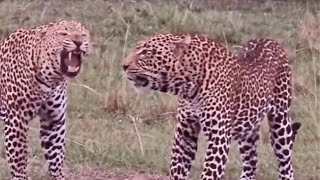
top-left (68, 174), bottom-right (169, 180)
top-left (67, 169), bottom-right (170, 180)
top-left (64, 165), bottom-right (170, 180)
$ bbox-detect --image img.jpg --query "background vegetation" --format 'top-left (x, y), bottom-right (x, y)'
top-left (0, 0), bottom-right (319, 179)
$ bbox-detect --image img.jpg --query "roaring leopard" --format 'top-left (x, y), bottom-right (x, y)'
top-left (122, 33), bottom-right (301, 180)
top-left (0, 20), bottom-right (91, 180)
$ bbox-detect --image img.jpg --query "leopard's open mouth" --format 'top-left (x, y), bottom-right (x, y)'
top-left (127, 74), bottom-right (149, 87)
top-left (60, 50), bottom-right (84, 77)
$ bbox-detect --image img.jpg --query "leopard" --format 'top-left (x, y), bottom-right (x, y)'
top-left (122, 33), bottom-right (301, 180)
top-left (0, 20), bottom-right (91, 180)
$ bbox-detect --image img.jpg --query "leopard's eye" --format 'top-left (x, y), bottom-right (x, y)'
top-left (139, 49), bottom-right (154, 57)
top-left (58, 31), bottom-right (69, 36)
top-left (146, 50), bottom-right (153, 56)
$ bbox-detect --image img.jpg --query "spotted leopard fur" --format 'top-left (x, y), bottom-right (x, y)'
top-left (123, 33), bottom-right (301, 180)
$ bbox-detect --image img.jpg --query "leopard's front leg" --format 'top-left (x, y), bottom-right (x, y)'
top-left (170, 99), bottom-right (200, 180)
top-left (39, 83), bottom-right (67, 180)
top-left (200, 108), bottom-right (232, 180)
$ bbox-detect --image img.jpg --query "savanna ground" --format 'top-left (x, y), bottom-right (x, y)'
top-left (0, 0), bottom-right (319, 179)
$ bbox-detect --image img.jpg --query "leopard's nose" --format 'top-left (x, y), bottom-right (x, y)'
top-left (73, 40), bottom-right (82, 48)
top-left (123, 64), bottom-right (129, 71)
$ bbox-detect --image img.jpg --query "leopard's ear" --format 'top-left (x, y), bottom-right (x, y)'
top-left (35, 23), bottom-right (56, 39)
top-left (36, 28), bottom-right (47, 39)
top-left (172, 35), bottom-right (191, 58)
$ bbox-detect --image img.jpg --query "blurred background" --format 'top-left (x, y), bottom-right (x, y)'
top-left (0, 0), bottom-right (319, 179)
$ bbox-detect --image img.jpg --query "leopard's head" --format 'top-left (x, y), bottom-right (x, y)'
top-left (37, 20), bottom-right (91, 78)
top-left (123, 34), bottom-right (196, 96)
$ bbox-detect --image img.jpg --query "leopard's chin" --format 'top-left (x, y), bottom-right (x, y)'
top-left (60, 49), bottom-right (84, 78)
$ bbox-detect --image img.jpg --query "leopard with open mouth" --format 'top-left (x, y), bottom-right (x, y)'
top-left (123, 33), bottom-right (301, 180)
top-left (0, 20), bottom-right (91, 180)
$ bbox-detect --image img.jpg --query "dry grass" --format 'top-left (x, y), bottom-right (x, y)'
top-left (0, 0), bottom-right (319, 180)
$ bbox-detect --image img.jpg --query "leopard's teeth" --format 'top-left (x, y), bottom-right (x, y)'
top-left (67, 66), bottom-right (79, 73)
top-left (68, 52), bottom-right (72, 61)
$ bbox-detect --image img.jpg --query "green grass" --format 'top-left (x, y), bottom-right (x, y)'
top-left (0, 0), bottom-right (319, 179)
